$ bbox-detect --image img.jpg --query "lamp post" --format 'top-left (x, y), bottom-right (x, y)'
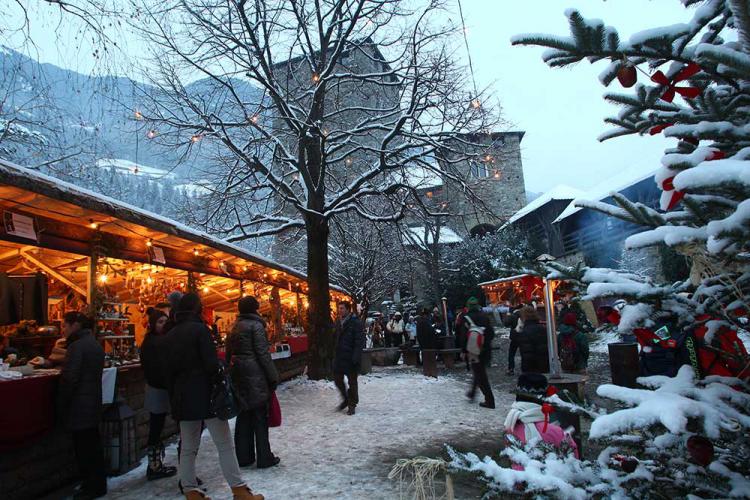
top-left (441, 296), bottom-right (450, 336)
top-left (536, 254), bottom-right (561, 378)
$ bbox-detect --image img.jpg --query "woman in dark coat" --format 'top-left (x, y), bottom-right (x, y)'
top-left (59, 311), bottom-right (107, 499)
top-left (518, 306), bottom-right (550, 374)
top-left (165, 293), bottom-right (262, 500)
top-left (140, 309), bottom-right (177, 481)
top-left (226, 296), bottom-right (280, 469)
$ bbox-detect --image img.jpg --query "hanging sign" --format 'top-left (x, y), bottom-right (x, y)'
top-left (3, 211), bottom-right (37, 241)
top-left (150, 246), bottom-right (166, 265)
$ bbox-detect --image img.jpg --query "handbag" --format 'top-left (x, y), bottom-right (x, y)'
top-left (268, 391), bottom-right (282, 427)
top-left (210, 361), bottom-right (239, 421)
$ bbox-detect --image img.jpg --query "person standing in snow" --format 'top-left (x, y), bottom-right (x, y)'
top-left (416, 307), bottom-right (437, 351)
top-left (387, 312), bottom-right (405, 346)
top-left (140, 309), bottom-right (178, 481)
top-left (504, 373), bottom-right (578, 469)
top-left (557, 312), bottom-right (590, 373)
top-left (460, 297), bottom-right (495, 409)
top-left (518, 306), bottom-right (549, 374)
top-left (226, 296), bottom-right (281, 469)
top-left (333, 301), bottom-right (365, 415)
top-left (504, 305), bottom-right (523, 376)
top-left (165, 292), bottom-right (263, 500)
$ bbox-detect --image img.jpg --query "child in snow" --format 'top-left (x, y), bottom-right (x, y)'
top-left (504, 373), bottom-right (578, 470)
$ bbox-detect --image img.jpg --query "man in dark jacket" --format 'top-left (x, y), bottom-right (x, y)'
top-left (59, 311), bottom-right (106, 500)
top-left (460, 297), bottom-right (496, 409)
top-left (227, 296), bottom-right (281, 468)
top-left (333, 301), bottom-right (365, 415)
top-left (504, 306), bottom-right (523, 375)
top-left (416, 307), bottom-right (437, 350)
top-left (518, 306), bottom-right (550, 374)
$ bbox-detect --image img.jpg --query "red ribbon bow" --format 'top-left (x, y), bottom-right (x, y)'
top-left (545, 386), bottom-right (558, 397)
top-left (651, 63), bottom-right (702, 102)
top-left (541, 403), bottom-right (554, 433)
top-left (660, 149), bottom-right (725, 210)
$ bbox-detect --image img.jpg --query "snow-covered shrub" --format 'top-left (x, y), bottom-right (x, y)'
top-left (449, 367), bottom-right (750, 499)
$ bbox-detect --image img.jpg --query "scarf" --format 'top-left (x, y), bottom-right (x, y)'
top-left (504, 401), bottom-right (545, 443)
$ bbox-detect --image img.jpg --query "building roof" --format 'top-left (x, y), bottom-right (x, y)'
top-left (0, 158), bottom-right (347, 297)
top-left (503, 184), bottom-right (585, 227)
top-left (402, 226), bottom-right (462, 248)
top-left (552, 168), bottom-right (657, 224)
top-left (478, 273), bottom-right (537, 287)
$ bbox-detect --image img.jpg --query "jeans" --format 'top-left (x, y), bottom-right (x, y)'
top-left (179, 418), bottom-right (244, 491)
top-left (148, 412), bottom-right (167, 446)
top-left (470, 361), bottom-right (495, 406)
top-left (235, 404), bottom-right (274, 467)
top-left (334, 370), bottom-right (359, 408)
top-left (72, 427), bottom-right (107, 496)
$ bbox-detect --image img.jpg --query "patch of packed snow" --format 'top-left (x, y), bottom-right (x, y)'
top-left (106, 366), bottom-right (513, 500)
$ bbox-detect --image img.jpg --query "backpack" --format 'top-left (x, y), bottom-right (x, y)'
top-left (559, 333), bottom-right (578, 371)
top-left (464, 316), bottom-right (485, 360)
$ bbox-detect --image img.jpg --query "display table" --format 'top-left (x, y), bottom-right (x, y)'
top-left (0, 372), bottom-right (59, 451)
top-left (284, 335), bottom-right (308, 354)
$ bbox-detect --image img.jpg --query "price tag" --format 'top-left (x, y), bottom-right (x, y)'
top-left (3, 211), bottom-right (37, 241)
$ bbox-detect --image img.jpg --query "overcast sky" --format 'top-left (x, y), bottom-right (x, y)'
top-left (12, 0), bottom-right (690, 194)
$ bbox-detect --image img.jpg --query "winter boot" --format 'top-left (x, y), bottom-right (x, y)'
top-left (231, 485), bottom-right (264, 500)
top-left (336, 399), bottom-right (348, 411)
top-left (147, 444), bottom-right (177, 481)
top-left (347, 405), bottom-right (356, 416)
top-left (185, 490), bottom-right (211, 500)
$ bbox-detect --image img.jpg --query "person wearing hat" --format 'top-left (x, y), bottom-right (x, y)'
top-left (227, 296), bottom-right (281, 469)
top-left (459, 297), bottom-right (495, 409)
top-left (416, 306), bottom-right (437, 364)
top-left (557, 312), bottom-right (589, 373)
top-left (387, 312), bottom-right (405, 346)
top-left (504, 373), bottom-right (578, 470)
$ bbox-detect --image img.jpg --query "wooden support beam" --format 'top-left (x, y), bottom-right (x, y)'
top-left (20, 250), bottom-right (87, 296)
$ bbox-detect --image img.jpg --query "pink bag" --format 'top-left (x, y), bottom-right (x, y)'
top-left (268, 392), bottom-right (282, 427)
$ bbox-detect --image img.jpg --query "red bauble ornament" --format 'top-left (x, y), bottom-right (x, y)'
top-left (545, 386), bottom-right (558, 397)
top-left (687, 435), bottom-right (714, 467)
top-left (617, 64), bottom-right (637, 87)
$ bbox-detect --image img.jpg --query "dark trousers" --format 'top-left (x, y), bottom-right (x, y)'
top-left (470, 361), bottom-right (495, 406)
top-left (508, 340), bottom-right (519, 371)
top-left (72, 427), bottom-right (107, 495)
top-left (234, 404), bottom-right (274, 467)
top-left (148, 412), bottom-right (167, 446)
top-left (334, 370), bottom-right (359, 408)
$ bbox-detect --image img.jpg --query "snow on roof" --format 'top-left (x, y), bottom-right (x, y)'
top-left (176, 181), bottom-right (213, 196)
top-left (478, 273), bottom-right (536, 287)
top-left (553, 167), bottom-right (656, 224)
top-left (403, 164), bottom-right (443, 190)
top-left (402, 226), bottom-right (462, 247)
top-left (503, 184), bottom-right (585, 227)
top-left (0, 158), bottom-right (325, 288)
top-left (96, 158), bottom-right (176, 180)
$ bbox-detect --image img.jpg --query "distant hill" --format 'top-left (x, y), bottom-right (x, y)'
top-left (0, 46), bottom-right (263, 182)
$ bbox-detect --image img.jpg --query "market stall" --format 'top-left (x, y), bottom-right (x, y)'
top-left (479, 274), bottom-right (547, 306)
top-left (0, 159), bottom-right (348, 499)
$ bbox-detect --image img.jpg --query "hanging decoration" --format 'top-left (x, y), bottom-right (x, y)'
top-left (616, 63), bottom-right (637, 87)
top-left (650, 62), bottom-right (701, 103)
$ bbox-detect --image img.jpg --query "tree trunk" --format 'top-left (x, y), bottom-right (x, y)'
top-left (305, 212), bottom-right (334, 380)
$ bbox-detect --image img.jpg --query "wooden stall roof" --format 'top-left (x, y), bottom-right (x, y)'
top-left (0, 159), bottom-right (346, 298)
top-left (478, 274), bottom-right (538, 287)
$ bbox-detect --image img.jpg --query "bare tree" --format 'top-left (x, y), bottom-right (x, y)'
top-left (132, 0), bottom-right (502, 379)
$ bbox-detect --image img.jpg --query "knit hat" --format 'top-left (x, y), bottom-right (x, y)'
top-left (562, 312), bottom-right (577, 326)
top-left (168, 291), bottom-right (183, 309)
top-left (466, 297), bottom-right (480, 310)
top-left (238, 296), bottom-right (260, 314)
top-left (516, 373), bottom-right (548, 398)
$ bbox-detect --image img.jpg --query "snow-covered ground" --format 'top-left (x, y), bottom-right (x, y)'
top-left (107, 366), bottom-right (512, 500)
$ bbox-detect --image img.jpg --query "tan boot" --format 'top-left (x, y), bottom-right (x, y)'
top-left (185, 490), bottom-right (211, 500)
top-left (232, 484), bottom-right (264, 500)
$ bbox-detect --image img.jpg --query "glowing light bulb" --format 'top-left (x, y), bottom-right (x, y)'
top-left (345, 157), bottom-right (353, 166)
top-left (146, 276), bottom-right (153, 284)
top-left (147, 129), bottom-right (157, 139)
top-left (312, 73), bottom-right (320, 83)
top-left (146, 239), bottom-right (153, 247)
top-left (203, 286), bottom-right (209, 294)
top-left (134, 110), bottom-right (143, 120)
top-left (493, 170), bottom-right (501, 179)
top-left (470, 98), bottom-right (481, 109)
top-left (193, 248), bottom-right (199, 256)
top-left (191, 134), bottom-right (203, 143)
top-left (98, 274), bottom-right (108, 283)
top-left (251, 115), bottom-right (259, 124)
top-left (89, 220), bottom-right (98, 230)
